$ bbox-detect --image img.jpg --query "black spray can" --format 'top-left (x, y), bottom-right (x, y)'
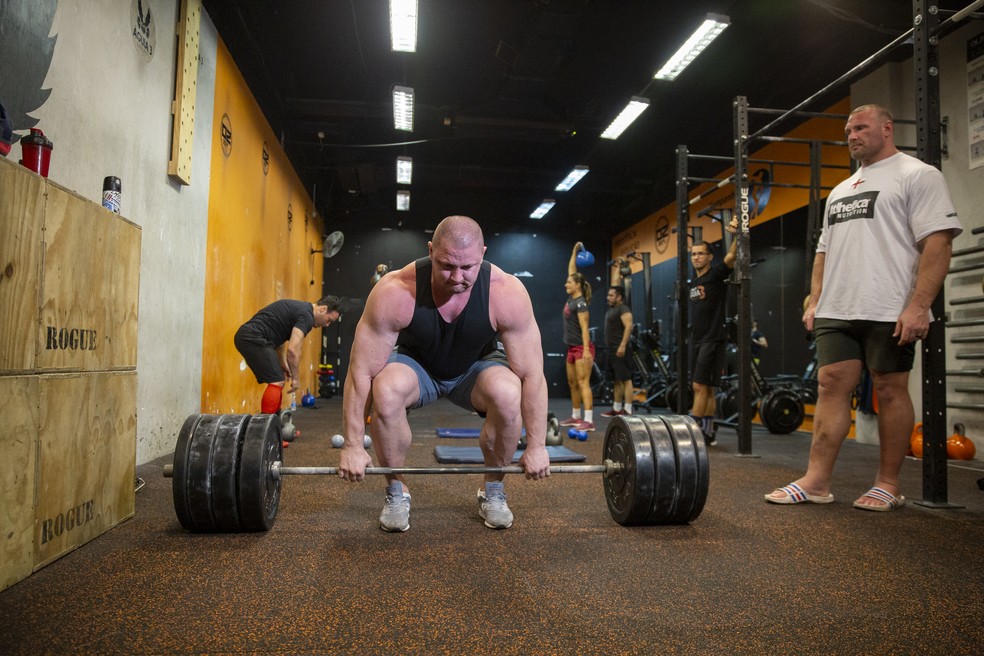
top-left (102, 176), bottom-right (121, 213)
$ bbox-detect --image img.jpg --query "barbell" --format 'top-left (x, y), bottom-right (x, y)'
top-left (164, 412), bottom-right (709, 532)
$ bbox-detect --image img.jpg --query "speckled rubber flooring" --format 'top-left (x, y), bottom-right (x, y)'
top-left (2, 398), bottom-right (983, 655)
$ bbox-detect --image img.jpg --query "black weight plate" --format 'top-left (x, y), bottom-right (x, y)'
top-left (171, 413), bottom-right (204, 531)
top-left (184, 414), bottom-right (224, 532)
top-left (664, 381), bottom-right (693, 413)
top-left (210, 414), bottom-right (251, 531)
top-left (714, 391), bottom-right (729, 418)
top-left (238, 414), bottom-right (283, 531)
top-left (642, 416), bottom-right (679, 524)
top-left (761, 389), bottom-right (804, 435)
top-left (602, 416), bottom-right (655, 525)
top-left (662, 414), bottom-right (709, 523)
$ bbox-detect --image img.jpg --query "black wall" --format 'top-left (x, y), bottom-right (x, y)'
top-left (320, 210), bottom-right (817, 399)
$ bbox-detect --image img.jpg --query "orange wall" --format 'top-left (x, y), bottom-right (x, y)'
top-left (201, 40), bottom-right (325, 414)
top-left (612, 99), bottom-right (853, 269)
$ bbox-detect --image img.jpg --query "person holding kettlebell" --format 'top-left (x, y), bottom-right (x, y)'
top-left (559, 242), bottom-right (596, 432)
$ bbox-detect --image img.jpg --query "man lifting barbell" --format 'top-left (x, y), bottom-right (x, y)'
top-left (339, 215), bottom-right (551, 532)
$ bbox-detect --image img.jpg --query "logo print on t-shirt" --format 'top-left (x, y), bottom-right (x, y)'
top-left (689, 285), bottom-right (706, 301)
top-left (827, 191), bottom-right (879, 226)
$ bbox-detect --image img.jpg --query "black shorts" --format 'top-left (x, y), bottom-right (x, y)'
top-left (234, 326), bottom-right (285, 384)
top-left (691, 340), bottom-right (726, 387)
top-left (813, 318), bottom-right (915, 372)
top-left (606, 351), bottom-right (632, 383)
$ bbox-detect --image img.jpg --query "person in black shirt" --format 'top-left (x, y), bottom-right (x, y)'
top-left (234, 297), bottom-right (342, 416)
top-left (338, 216), bottom-right (550, 532)
top-left (601, 258), bottom-right (634, 417)
top-left (688, 220), bottom-right (738, 445)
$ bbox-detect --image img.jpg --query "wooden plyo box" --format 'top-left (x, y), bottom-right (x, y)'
top-left (0, 376), bottom-right (39, 591)
top-left (0, 157), bottom-right (140, 592)
top-left (34, 372), bottom-right (137, 569)
top-left (0, 156), bottom-right (141, 375)
top-left (0, 372), bottom-right (137, 591)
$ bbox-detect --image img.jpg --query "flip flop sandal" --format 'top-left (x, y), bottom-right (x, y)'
top-left (765, 482), bottom-right (835, 505)
top-left (853, 486), bottom-right (905, 512)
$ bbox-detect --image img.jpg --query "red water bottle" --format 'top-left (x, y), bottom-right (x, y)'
top-left (19, 128), bottom-right (53, 177)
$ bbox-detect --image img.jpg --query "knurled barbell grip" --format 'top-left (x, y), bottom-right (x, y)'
top-left (161, 461), bottom-right (620, 478)
top-left (272, 460), bottom-right (619, 480)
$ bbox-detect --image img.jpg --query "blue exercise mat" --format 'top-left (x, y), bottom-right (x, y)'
top-left (433, 445), bottom-right (586, 464)
top-left (436, 427), bottom-right (525, 438)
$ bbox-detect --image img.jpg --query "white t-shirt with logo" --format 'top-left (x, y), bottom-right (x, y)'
top-left (816, 152), bottom-right (962, 322)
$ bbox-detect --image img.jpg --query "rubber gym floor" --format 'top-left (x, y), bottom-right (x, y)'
top-left (2, 397), bottom-right (983, 656)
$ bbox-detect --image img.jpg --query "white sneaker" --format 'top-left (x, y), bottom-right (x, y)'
top-left (477, 481), bottom-right (513, 529)
top-left (379, 481), bottom-right (411, 532)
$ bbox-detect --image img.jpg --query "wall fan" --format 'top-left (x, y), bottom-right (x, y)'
top-left (311, 231), bottom-right (344, 258)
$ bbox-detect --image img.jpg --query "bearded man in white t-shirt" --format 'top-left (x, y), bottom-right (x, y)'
top-left (766, 104), bottom-right (962, 511)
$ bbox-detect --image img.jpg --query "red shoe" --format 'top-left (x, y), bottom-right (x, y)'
top-left (558, 416), bottom-right (581, 427)
top-left (600, 409), bottom-right (621, 418)
top-left (576, 421), bottom-right (596, 432)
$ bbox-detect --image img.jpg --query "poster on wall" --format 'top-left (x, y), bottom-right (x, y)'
top-left (968, 31), bottom-right (984, 170)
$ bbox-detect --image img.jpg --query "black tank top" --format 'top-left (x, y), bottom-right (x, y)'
top-left (395, 257), bottom-right (497, 379)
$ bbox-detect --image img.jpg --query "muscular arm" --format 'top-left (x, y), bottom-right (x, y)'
top-left (618, 311), bottom-right (632, 357)
top-left (896, 230), bottom-right (954, 344)
top-left (803, 252), bottom-right (825, 332)
top-left (342, 272), bottom-right (413, 449)
top-left (569, 242), bottom-right (582, 276)
top-left (723, 219), bottom-right (739, 269)
top-left (492, 271), bottom-right (550, 478)
top-left (611, 258), bottom-right (623, 287)
top-left (283, 327), bottom-right (306, 392)
top-left (577, 310), bottom-right (592, 360)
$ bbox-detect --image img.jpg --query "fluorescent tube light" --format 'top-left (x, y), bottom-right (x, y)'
top-left (393, 86), bottom-right (414, 132)
top-left (396, 156), bottom-right (413, 184)
top-left (654, 14), bottom-right (730, 81)
top-left (390, 0), bottom-right (418, 52)
top-left (530, 199), bottom-right (556, 219)
top-left (555, 165), bottom-right (589, 192)
top-left (600, 97), bottom-right (650, 140)
top-left (396, 190), bottom-right (410, 211)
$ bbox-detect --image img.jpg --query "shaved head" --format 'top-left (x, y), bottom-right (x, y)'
top-left (432, 215), bottom-right (484, 251)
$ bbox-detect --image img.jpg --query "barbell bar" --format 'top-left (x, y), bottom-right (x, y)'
top-left (163, 461), bottom-right (621, 479)
top-left (165, 412), bottom-right (709, 532)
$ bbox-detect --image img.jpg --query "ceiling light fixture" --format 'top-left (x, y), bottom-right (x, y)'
top-left (555, 165), bottom-right (589, 192)
top-left (396, 190), bottom-right (410, 211)
top-left (393, 86), bottom-right (414, 132)
top-left (654, 13), bottom-right (730, 81)
top-left (389, 0), bottom-right (418, 52)
top-left (600, 97), bottom-right (650, 140)
top-left (396, 156), bottom-right (413, 184)
top-left (530, 199), bottom-right (556, 219)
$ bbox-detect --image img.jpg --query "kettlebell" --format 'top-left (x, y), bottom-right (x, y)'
top-left (301, 390), bottom-right (316, 407)
top-left (575, 248), bottom-right (595, 268)
top-left (281, 411), bottom-right (298, 442)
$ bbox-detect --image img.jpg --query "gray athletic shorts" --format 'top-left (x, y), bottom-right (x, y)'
top-left (813, 318), bottom-right (914, 372)
top-left (387, 350), bottom-right (511, 413)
